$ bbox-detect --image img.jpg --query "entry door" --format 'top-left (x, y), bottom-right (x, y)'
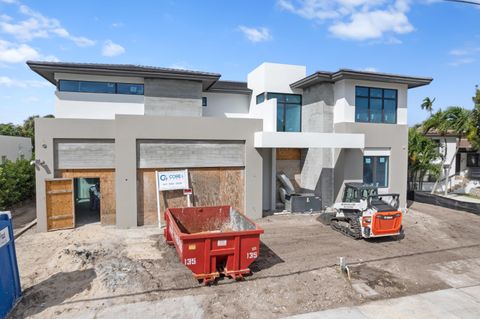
top-left (45, 179), bottom-right (74, 231)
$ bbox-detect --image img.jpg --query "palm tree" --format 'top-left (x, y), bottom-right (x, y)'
top-left (408, 128), bottom-right (442, 191)
top-left (423, 106), bottom-right (476, 194)
top-left (421, 97), bottom-right (436, 115)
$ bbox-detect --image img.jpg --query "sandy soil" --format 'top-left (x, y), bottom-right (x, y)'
top-left (8, 201), bottom-right (480, 318)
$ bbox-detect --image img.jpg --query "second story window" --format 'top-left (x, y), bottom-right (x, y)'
top-left (266, 93), bottom-right (302, 132)
top-left (202, 97), bottom-right (207, 107)
top-left (58, 80), bottom-right (144, 95)
top-left (355, 86), bottom-right (397, 124)
top-left (256, 93), bottom-right (265, 104)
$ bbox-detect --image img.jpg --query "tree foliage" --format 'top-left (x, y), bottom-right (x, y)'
top-left (408, 128), bottom-right (442, 191)
top-left (0, 159), bottom-right (36, 210)
top-left (421, 97), bottom-right (435, 115)
top-left (416, 87), bottom-right (480, 193)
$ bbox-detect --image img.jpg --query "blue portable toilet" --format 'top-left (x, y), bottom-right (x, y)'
top-left (0, 212), bottom-right (22, 319)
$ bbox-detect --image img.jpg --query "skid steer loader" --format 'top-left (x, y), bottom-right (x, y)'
top-left (319, 183), bottom-right (404, 240)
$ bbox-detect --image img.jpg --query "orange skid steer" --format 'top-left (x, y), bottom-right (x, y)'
top-left (319, 183), bottom-right (404, 240)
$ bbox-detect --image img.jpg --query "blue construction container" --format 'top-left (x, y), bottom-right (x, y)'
top-left (0, 212), bottom-right (22, 319)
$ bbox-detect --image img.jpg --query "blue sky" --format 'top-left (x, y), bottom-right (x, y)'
top-left (0, 0), bottom-right (479, 125)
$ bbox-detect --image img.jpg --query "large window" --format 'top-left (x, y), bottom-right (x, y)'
top-left (58, 80), bottom-right (144, 95)
top-left (255, 92), bottom-right (302, 132)
top-left (355, 86), bottom-right (397, 124)
top-left (363, 156), bottom-right (389, 188)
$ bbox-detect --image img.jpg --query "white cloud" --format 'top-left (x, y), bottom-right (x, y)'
top-left (169, 63), bottom-right (189, 70)
top-left (0, 39), bottom-right (59, 64)
top-left (278, 0), bottom-right (415, 41)
top-left (111, 22), bottom-right (124, 28)
top-left (102, 40), bottom-right (125, 57)
top-left (448, 57), bottom-right (475, 67)
top-left (0, 40), bottom-right (39, 63)
top-left (449, 47), bottom-right (480, 56)
top-left (363, 67), bottom-right (378, 72)
top-left (448, 45), bottom-right (480, 66)
top-left (238, 26), bottom-right (272, 43)
top-left (0, 3), bottom-right (95, 47)
top-left (0, 75), bottom-right (49, 88)
top-left (329, 8), bottom-right (413, 40)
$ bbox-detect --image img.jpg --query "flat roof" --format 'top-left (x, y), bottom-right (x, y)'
top-left (291, 69), bottom-right (433, 89)
top-left (27, 61), bottom-right (221, 90)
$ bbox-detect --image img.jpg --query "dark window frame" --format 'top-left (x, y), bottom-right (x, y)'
top-left (355, 86), bottom-right (398, 124)
top-left (57, 80), bottom-right (145, 95)
top-left (266, 92), bottom-right (302, 132)
top-left (116, 83), bottom-right (145, 95)
top-left (363, 155), bottom-right (390, 188)
top-left (202, 97), bottom-right (207, 107)
top-left (467, 153), bottom-right (479, 168)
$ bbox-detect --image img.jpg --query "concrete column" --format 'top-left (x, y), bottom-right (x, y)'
top-left (34, 121), bottom-right (55, 232)
top-left (114, 127), bottom-right (138, 228)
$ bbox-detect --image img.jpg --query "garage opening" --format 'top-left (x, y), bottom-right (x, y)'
top-left (74, 177), bottom-right (101, 225)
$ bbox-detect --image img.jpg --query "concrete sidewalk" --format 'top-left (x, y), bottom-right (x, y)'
top-left (287, 285), bottom-right (480, 319)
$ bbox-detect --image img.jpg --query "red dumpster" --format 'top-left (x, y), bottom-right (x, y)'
top-left (164, 205), bottom-right (264, 284)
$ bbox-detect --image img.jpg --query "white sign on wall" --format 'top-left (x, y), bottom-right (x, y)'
top-left (156, 170), bottom-right (189, 191)
top-left (155, 169), bottom-right (191, 227)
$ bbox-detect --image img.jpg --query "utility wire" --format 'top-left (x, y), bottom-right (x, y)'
top-left (443, 0), bottom-right (480, 6)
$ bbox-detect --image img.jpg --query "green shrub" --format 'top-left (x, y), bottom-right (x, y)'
top-left (0, 159), bottom-right (35, 210)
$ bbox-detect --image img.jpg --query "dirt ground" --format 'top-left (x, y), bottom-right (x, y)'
top-left (8, 201), bottom-right (480, 319)
top-left (8, 198), bottom-right (36, 230)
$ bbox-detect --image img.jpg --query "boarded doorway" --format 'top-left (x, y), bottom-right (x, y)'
top-left (58, 169), bottom-right (116, 225)
top-left (74, 177), bottom-right (100, 226)
top-left (46, 179), bottom-right (74, 231)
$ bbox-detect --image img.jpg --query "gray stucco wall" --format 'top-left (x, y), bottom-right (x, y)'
top-left (259, 148), bottom-right (273, 211)
top-left (137, 140), bottom-right (245, 168)
top-left (335, 122), bottom-right (408, 208)
top-left (55, 139), bottom-right (115, 169)
top-left (0, 135), bottom-right (32, 162)
top-left (34, 119), bottom-right (116, 232)
top-left (144, 79), bottom-right (202, 117)
top-left (300, 83), bottom-right (336, 206)
top-left (35, 116), bottom-right (263, 231)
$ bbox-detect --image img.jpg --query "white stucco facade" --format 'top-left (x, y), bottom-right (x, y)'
top-left (54, 73), bottom-right (145, 119)
top-left (202, 92), bottom-right (250, 118)
top-left (430, 136), bottom-right (458, 177)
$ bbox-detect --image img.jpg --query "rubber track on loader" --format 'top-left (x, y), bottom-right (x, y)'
top-left (330, 216), bottom-right (362, 239)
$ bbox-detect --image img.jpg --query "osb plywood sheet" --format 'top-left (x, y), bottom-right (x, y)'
top-left (58, 169), bottom-right (116, 225)
top-left (46, 180), bottom-right (74, 231)
top-left (137, 168), bottom-right (245, 226)
top-left (277, 148), bottom-right (301, 160)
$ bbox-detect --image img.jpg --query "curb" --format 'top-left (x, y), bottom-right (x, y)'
top-left (14, 218), bottom-right (37, 239)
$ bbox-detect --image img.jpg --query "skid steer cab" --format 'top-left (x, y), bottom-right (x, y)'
top-left (320, 183), bottom-right (404, 240)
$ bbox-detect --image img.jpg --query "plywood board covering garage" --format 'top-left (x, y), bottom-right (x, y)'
top-left (58, 169), bottom-right (116, 225)
top-left (137, 140), bottom-right (245, 168)
top-left (137, 168), bottom-right (244, 226)
top-left (55, 139), bottom-right (115, 169)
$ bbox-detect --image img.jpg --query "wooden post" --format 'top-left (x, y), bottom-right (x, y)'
top-left (155, 171), bottom-right (161, 228)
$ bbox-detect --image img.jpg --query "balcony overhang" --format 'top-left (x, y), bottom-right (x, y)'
top-left (254, 132), bottom-right (365, 149)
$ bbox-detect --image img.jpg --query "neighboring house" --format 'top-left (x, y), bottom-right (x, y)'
top-left (421, 131), bottom-right (480, 192)
top-left (27, 61), bottom-right (432, 232)
top-left (0, 135), bottom-right (32, 164)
